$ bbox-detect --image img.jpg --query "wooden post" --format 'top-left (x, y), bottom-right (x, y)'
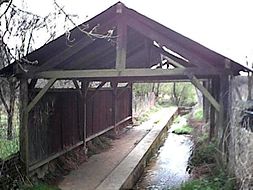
top-left (129, 83), bottom-right (133, 124)
top-left (81, 81), bottom-right (89, 150)
top-left (209, 78), bottom-right (217, 140)
top-left (116, 2), bottom-right (127, 70)
top-left (187, 73), bottom-right (220, 112)
top-left (111, 82), bottom-right (118, 135)
top-left (19, 78), bottom-right (29, 174)
top-left (203, 80), bottom-right (210, 123)
top-left (27, 78), bottom-right (56, 112)
top-left (218, 74), bottom-right (230, 162)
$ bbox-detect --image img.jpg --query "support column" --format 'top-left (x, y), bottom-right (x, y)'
top-left (81, 81), bottom-right (89, 150)
top-left (116, 3), bottom-right (127, 70)
top-left (129, 83), bottom-right (133, 124)
top-left (111, 82), bottom-right (118, 136)
top-left (218, 75), bottom-right (230, 162)
top-left (203, 80), bottom-right (210, 123)
top-left (209, 78), bottom-right (218, 140)
top-left (19, 78), bottom-right (29, 174)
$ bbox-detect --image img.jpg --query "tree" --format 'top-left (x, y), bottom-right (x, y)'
top-left (0, 1), bottom-right (61, 139)
top-left (0, 0), bottom-right (115, 140)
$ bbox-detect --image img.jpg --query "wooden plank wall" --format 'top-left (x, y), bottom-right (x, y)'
top-left (27, 87), bottom-right (131, 166)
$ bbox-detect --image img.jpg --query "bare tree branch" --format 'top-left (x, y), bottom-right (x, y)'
top-left (54, 0), bottom-right (117, 43)
top-left (0, 0), bottom-right (12, 19)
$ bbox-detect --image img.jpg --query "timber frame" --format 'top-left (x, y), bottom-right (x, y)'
top-left (0, 2), bottom-right (251, 173)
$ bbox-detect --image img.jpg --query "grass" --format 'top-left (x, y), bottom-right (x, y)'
top-left (22, 183), bottom-right (60, 190)
top-left (176, 125), bottom-right (235, 190)
top-left (0, 111), bottom-right (20, 160)
top-left (173, 124), bottom-right (193, 134)
top-left (170, 114), bottom-right (192, 135)
top-left (178, 174), bottom-right (235, 190)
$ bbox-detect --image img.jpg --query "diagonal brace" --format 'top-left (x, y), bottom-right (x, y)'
top-left (27, 78), bottom-right (57, 112)
top-left (187, 73), bottom-right (220, 112)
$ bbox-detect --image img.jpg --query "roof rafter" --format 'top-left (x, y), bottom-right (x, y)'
top-left (126, 17), bottom-right (217, 69)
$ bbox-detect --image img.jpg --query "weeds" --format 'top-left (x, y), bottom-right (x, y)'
top-left (0, 137), bottom-right (19, 159)
top-left (0, 112), bottom-right (19, 160)
top-left (22, 183), bottom-right (60, 190)
top-left (135, 104), bottom-right (162, 124)
top-left (192, 108), bottom-right (203, 121)
top-left (178, 123), bottom-right (235, 189)
top-left (173, 124), bottom-right (192, 135)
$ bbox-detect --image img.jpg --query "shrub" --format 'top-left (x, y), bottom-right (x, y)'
top-left (177, 170), bottom-right (235, 190)
top-left (187, 140), bottom-right (216, 172)
top-left (193, 108), bottom-right (203, 121)
top-left (172, 124), bottom-right (192, 134)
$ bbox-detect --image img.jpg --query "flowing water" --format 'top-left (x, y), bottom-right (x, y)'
top-left (135, 132), bottom-right (193, 190)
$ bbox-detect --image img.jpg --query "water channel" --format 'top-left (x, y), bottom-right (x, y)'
top-left (135, 131), bottom-right (193, 190)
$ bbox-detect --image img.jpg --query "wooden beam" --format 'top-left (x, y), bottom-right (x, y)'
top-left (29, 141), bottom-right (83, 172)
top-left (162, 55), bottom-right (185, 69)
top-left (73, 80), bottom-right (83, 97)
top-left (155, 46), bottom-right (194, 68)
top-left (85, 116), bottom-right (132, 142)
top-left (116, 4), bottom-right (127, 70)
top-left (28, 79), bottom-right (38, 89)
top-left (218, 75), bottom-right (230, 159)
top-left (27, 78), bottom-right (56, 113)
top-left (29, 18), bottom-right (117, 74)
top-left (19, 78), bottom-right (29, 174)
top-left (35, 67), bottom-right (222, 79)
top-left (111, 82), bottom-right (118, 135)
top-left (126, 16), bottom-right (217, 69)
top-left (116, 83), bottom-right (131, 98)
top-left (81, 81), bottom-right (89, 150)
top-left (126, 8), bottom-right (228, 68)
top-left (129, 83), bottom-right (133, 121)
top-left (87, 81), bottom-right (106, 102)
top-left (187, 73), bottom-right (220, 112)
top-left (209, 78), bottom-right (216, 140)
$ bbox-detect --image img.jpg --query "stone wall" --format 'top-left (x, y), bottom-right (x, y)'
top-left (229, 76), bottom-right (253, 189)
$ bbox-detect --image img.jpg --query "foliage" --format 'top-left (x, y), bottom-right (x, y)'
top-left (133, 83), bottom-right (154, 96)
top-left (178, 125), bottom-right (236, 190)
top-left (136, 104), bottom-right (162, 124)
top-left (188, 141), bottom-right (216, 170)
top-left (22, 183), bottom-right (60, 190)
top-left (159, 82), bottom-right (197, 107)
top-left (173, 124), bottom-right (192, 135)
top-left (0, 136), bottom-right (19, 159)
top-left (193, 108), bottom-right (203, 121)
top-left (178, 172), bottom-right (235, 190)
top-left (0, 110), bottom-right (19, 159)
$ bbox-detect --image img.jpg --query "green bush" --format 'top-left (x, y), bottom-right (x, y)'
top-left (180, 136), bottom-right (236, 190)
top-left (0, 137), bottom-right (19, 160)
top-left (158, 83), bottom-right (198, 107)
top-left (22, 183), bottom-right (60, 190)
top-left (177, 169), bottom-right (235, 190)
top-left (188, 141), bottom-right (216, 170)
top-left (173, 124), bottom-right (192, 134)
top-left (193, 108), bottom-right (203, 121)
top-left (136, 104), bottom-right (162, 124)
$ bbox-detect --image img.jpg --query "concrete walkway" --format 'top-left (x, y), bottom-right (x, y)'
top-left (58, 107), bottom-right (176, 190)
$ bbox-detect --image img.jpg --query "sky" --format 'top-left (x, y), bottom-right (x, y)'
top-left (12, 0), bottom-right (253, 66)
